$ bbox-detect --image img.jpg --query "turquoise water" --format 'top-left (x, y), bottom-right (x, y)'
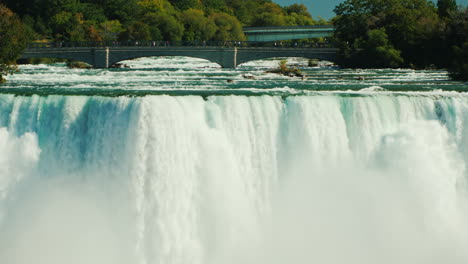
top-left (2, 57), bottom-right (466, 95)
top-left (0, 57), bottom-right (468, 264)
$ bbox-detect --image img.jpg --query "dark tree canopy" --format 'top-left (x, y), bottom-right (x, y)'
top-left (438, 0), bottom-right (458, 18)
top-left (3, 0), bottom-right (323, 43)
top-left (447, 7), bottom-right (468, 80)
top-left (0, 5), bottom-right (28, 82)
top-left (4, 0), bottom-right (464, 80)
top-left (333, 0), bottom-right (468, 80)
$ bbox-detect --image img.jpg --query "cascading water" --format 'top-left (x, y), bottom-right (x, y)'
top-left (0, 92), bottom-right (467, 264)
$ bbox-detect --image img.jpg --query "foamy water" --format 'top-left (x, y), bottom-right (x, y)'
top-left (0, 57), bottom-right (467, 264)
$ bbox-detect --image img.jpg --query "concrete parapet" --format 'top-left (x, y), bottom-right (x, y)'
top-left (20, 46), bottom-right (338, 69)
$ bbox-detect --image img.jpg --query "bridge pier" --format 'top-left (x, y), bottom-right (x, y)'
top-left (93, 48), bottom-right (109, 68)
top-left (219, 47), bottom-right (237, 69)
top-left (20, 45), bottom-right (338, 69)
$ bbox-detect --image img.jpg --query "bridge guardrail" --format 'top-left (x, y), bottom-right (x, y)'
top-left (27, 40), bottom-right (335, 49)
top-left (243, 25), bottom-right (334, 31)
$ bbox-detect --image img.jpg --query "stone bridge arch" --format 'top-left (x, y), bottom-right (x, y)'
top-left (107, 47), bottom-right (231, 68)
top-left (19, 48), bottom-right (96, 67)
top-left (20, 47), bottom-right (237, 68)
top-left (20, 46), bottom-right (338, 69)
top-left (236, 48), bottom-right (338, 66)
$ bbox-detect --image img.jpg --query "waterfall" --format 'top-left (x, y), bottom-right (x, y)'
top-left (0, 94), bottom-right (467, 264)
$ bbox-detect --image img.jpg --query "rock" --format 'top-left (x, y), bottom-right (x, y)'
top-left (111, 63), bottom-right (130, 68)
top-left (66, 61), bottom-right (92, 69)
top-left (242, 74), bottom-right (256, 80)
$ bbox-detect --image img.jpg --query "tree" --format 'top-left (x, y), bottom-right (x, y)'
top-left (446, 7), bottom-right (468, 80)
top-left (168, 0), bottom-right (201, 11)
top-left (333, 0), bottom-right (442, 68)
top-left (181, 9), bottom-right (216, 41)
top-left (142, 12), bottom-right (184, 40)
top-left (438, 0), bottom-right (458, 19)
top-left (226, 0), bottom-right (268, 25)
top-left (99, 20), bottom-right (124, 41)
top-left (119, 21), bottom-right (151, 41)
top-left (78, 3), bottom-right (107, 23)
top-left (284, 3), bottom-right (309, 16)
top-left (448, 41), bottom-right (468, 80)
top-left (363, 29), bottom-right (403, 68)
top-left (137, 0), bottom-right (165, 13)
top-left (101, 0), bottom-right (139, 25)
top-left (3, 0), bottom-right (37, 17)
top-left (0, 5), bottom-right (27, 83)
top-left (49, 12), bottom-right (96, 41)
top-left (38, 0), bottom-right (82, 19)
top-left (284, 4), bottom-right (316, 26)
top-left (209, 12), bottom-right (245, 40)
top-left (252, 3), bottom-right (287, 26)
top-left (204, 0), bottom-right (228, 12)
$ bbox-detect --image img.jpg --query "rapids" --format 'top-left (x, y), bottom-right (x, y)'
top-left (0, 57), bottom-right (467, 264)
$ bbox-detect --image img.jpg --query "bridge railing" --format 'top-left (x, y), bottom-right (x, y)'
top-left (243, 25), bottom-right (334, 31)
top-left (27, 40), bottom-right (335, 49)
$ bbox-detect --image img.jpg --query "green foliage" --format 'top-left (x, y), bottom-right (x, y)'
top-left (99, 20), bottom-right (124, 41)
top-left (225, 0), bottom-right (267, 25)
top-left (316, 16), bottom-right (330, 25)
top-left (181, 9), bottom-right (216, 41)
top-left (0, 5), bottom-right (28, 82)
top-left (284, 4), bottom-right (315, 26)
top-left (3, 0), bottom-right (321, 44)
top-left (78, 3), bottom-right (107, 23)
top-left (447, 7), bottom-right (468, 80)
top-left (142, 12), bottom-right (184, 40)
top-left (284, 3), bottom-right (309, 16)
top-left (50, 12), bottom-right (100, 41)
top-left (334, 0), bottom-right (444, 68)
top-left (438, 0), bottom-right (458, 18)
top-left (169, 0), bottom-right (201, 11)
top-left (363, 29), bottom-right (403, 68)
top-left (119, 21), bottom-right (152, 41)
top-left (0, 64), bottom-right (19, 83)
top-left (210, 12), bottom-right (245, 41)
top-left (267, 59), bottom-right (304, 77)
top-left (204, 0), bottom-right (228, 12)
top-left (40, 0), bottom-right (82, 18)
top-left (101, 0), bottom-right (140, 25)
top-left (137, 0), bottom-right (166, 13)
top-left (252, 3), bottom-right (287, 26)
top-left (279, 60), bottom-right (288, 72)
top-left (448, 42), bottom-right (468, 80)
top-left (333, 0), bottom-right (467, 80)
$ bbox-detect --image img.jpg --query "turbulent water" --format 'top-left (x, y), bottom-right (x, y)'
top-left (0, 57), bottom-right (468, 264)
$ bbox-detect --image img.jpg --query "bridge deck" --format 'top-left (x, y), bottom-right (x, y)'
top-left (243, 26), bottom-right (334, 42)
top-left (20, 42), bottom-right (338, 69)
top-left (243, 25), bottom-right (334, 32)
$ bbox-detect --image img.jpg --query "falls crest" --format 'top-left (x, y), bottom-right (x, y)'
top-left (0, 94), bottom-right (467, 264)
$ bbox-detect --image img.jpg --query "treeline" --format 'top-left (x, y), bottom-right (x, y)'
top-left (0, 5), bottom-right (27, 82)
top-left (333, 0), bottom-right (467, 80)
top-left (1, 0), bottom-right (466, 81)
top-left (3, 0), bottom-right (325, 43)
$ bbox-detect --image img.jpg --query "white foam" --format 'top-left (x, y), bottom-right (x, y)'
top-left (1, 95), bottom-right (468, 264)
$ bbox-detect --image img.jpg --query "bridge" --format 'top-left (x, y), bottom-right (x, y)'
top-left (243, 26), bottom-right (334, 42)
top-left (20, 41), bottom-right (338, 69)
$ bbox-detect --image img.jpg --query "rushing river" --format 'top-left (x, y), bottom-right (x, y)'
top-left (0, 57), bottom-right (468, 264)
